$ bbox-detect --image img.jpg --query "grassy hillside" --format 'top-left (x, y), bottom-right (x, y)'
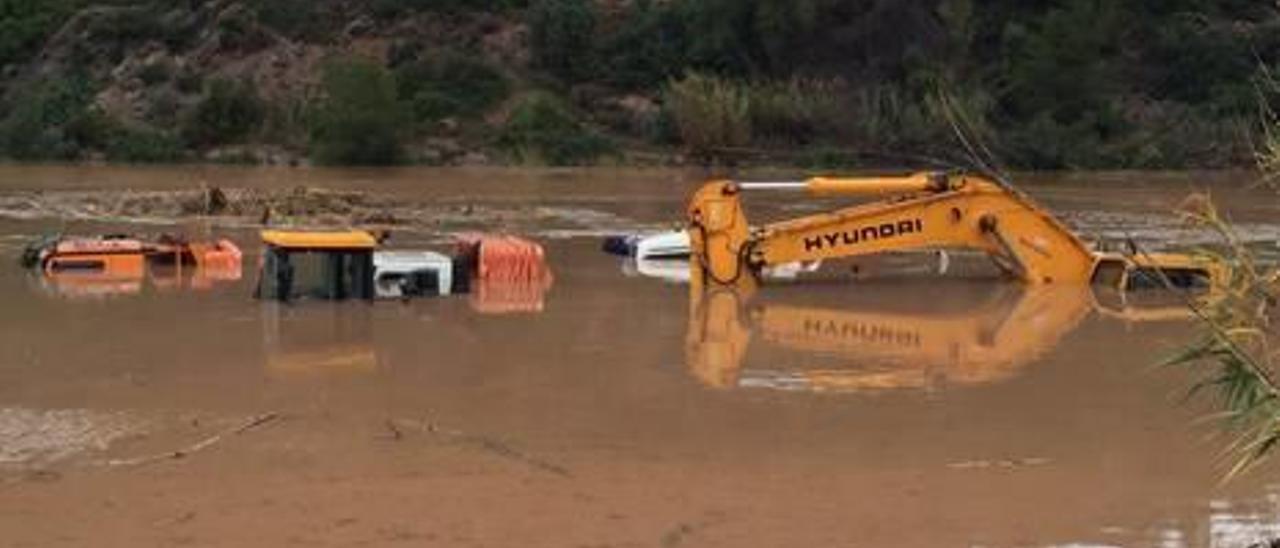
top-left (0, 0), bottom-right (1276, 168)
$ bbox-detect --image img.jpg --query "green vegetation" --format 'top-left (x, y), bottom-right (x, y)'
top-left (662, 73), bottom-right (750, 159)
top-left (0, 75), bottom-right (99, 161)
top-left (181, 79), bottom-right (265, 148)
top-left (0, 0), bottom-right (79, 67)
top-left (308, 57), bottom-right (405, 165)
top-left (529, 0), bottom-right (595, 82)
top-left (394, 50), bottom-right (510, 128)
top-left (499, 92), bottom-right (613, 166)
top-left (249, 0), bottom-right (323, 41)
top-left (1259, 71), bottom-right (1280, 185)
top-left (105, 124), bottom-right (183, 163)
top-left (0, 0), bottom-right (1275, 166)
top-left (371, 0), bottom-right (527, 19)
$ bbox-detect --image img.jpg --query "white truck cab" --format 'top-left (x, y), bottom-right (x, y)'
top-left (373, 250), bottom-right (454, 299)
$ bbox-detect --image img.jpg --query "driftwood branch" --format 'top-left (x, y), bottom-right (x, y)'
top-left (102, 413), bottom-right (280, 467)
top-left (387, 418), bottom-right (570, 478)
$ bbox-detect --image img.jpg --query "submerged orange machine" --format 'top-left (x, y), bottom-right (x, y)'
top-left (22, 234), bottom-right (242, 297)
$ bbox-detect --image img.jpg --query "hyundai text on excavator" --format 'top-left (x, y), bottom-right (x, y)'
top-left (686, 171), bottom-right (1227, 293)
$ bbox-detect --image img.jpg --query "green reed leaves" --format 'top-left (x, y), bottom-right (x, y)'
top-left (1163, 195), bottom-right (1279, 480)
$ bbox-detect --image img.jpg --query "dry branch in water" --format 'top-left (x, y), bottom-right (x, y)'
top-left (387, 418), bottom-right (571, 478)
top-left (101, 413), bottom-right (279, 467)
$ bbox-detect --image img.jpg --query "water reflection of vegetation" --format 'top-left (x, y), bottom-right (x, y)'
top-left (1165, 196), bottom-right (1279, 479)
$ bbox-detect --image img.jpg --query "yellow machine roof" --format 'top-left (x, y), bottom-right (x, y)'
top-left (260, 230), bottom-right (377, 250)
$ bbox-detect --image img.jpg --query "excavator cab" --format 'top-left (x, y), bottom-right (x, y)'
top-left (1091, 252), bottom-right (1224, 292)
top-left (257, 230), bottom-right (377, 301)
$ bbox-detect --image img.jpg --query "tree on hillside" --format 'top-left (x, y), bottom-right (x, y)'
top-left (529, 0), bottom-right (596, 82)
top-left (309, 57), bottom-right (405, 165)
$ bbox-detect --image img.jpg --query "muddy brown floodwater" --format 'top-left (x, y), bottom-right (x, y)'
top-left (0, 166), bottom-right (1279, 547)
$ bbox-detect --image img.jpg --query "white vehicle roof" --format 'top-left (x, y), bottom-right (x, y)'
top-left (374, 250), bottom-right (452, 270)
top-left (635, 230), bottom-right (691, 260)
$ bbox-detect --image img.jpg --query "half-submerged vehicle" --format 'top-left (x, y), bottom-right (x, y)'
top-left (255, 230), bottom-right (552, 310)
top-left (686, 171), bottom-right (1227, 293)
top-left (256, 230), bottom-right (446, 301)
top-left (22, 234), bottom-right (242, 297)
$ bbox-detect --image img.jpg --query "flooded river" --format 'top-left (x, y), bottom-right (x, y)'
top-left (0, 166), bottom-right (1278, 547)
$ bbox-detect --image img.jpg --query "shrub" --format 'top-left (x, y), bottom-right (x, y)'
top-left (837, 84), bottom-right (995, 160)
top-left (1257, 69), bottom-right (1280, 184)
top-left (146, 89), bottom-right (183, 127)
top-left (394, 51), bottom-right (510, 126)
top-left (0, 76), bottom-right (97, 161)
top-left (0, 0), bottom-right (79, 67)
top-left (595, 0), bottom-right (690, 89)
top-left (407, 91), bottom-right (462, 126)
top-left (105, 126), bottom-right (184, 163)
top-left (528, 0), bottom-right (597, 82)
top-left (309, 57), bottom-right (406, 165)
top-left (85, 6), bottom-right (165, 45)
top-left (370, 0), bottom-right (528, 18)
top-left (175, 68), bottom-right (204, 95)
top-left (250, 0), bottom-right (323, 40)
top-left (262, 94), bottom-right (309, 149)
top-left (662, 72), bottom-right (750, 157)
top-left (137, 61), bottom-right (172, 87)
top-left (215, 6), bottom-right (272, 52)
top-left (181, 79), bottom-right (265, 148)
top-left (847, 85), bottom-right (939, 150)
top-left (499, 92), bottom-right (614, 165)
top-left (1001, 0), bottom-right (1122, 122)
top-left (746, 78), bottom-right (843, 145)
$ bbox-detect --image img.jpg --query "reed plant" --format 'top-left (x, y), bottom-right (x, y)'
top-left (1257, 69), bottom-right (1280, 188)
top-left (746, 77), bottom-right (844, 145)
top-left (1162, 194), bottom-right (1279, 479)
top-left (662, 72), bottom-right (751, 158)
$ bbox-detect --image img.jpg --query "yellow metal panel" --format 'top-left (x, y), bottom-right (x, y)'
top-left (808, 173), bottom-right (943, 196)
top-left (260, 230), bottom-right (377, 250)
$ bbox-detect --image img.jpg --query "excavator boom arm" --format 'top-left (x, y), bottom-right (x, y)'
top-left (688, 173), bottom-right (1099, 289)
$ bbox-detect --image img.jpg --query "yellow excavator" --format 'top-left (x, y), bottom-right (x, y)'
top-left (687, 171), bottom-right (1227, 293)
top-left (683, 170), bottom-right (1224, 392)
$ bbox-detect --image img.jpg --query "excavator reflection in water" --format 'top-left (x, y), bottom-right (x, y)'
top-left (686, 281), bottom-right (1198, 393)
